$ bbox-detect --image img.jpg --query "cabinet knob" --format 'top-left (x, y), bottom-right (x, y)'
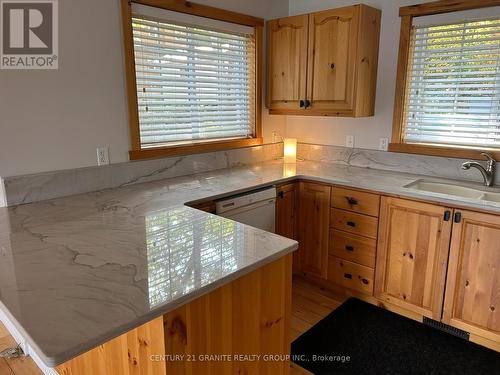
top-left (345, 245), bottom-right (354, 251)
top-left (330, 63), bottom-right (335, 69)
top-left (299, 100), bottom-right (305, 108)
top-left (346, 197), bottom-right (358, 205)
top-left (346, 221), bottom-right (356, 227)
top-left (444, 210), bottom-right (451, 221)
top-left (304, 99), bottom-right (311, 108)
top-left (343, 273), bottom-right (352, 279)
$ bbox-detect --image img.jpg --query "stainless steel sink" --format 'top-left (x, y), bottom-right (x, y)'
top-left (404, 179), bottom-right (500, 203)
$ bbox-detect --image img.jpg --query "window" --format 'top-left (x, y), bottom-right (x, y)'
top-left (391, 1), bottom-right (500, 160)
top-left (121, 1), bottom-right (263, 160)
top-left (404, 18), bottom-right (500, 147)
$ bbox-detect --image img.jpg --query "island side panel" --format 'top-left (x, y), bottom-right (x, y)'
top-left (56, 316), bottom-right (165, 375)
top-left (163, 254), bottom-right (293, 375)
top-left (55, 254), bottom-right (292, 375)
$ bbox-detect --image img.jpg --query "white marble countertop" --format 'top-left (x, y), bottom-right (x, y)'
top-left (1, 159), bottom-right (500, 368)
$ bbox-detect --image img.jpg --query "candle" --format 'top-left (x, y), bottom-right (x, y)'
top-left (283, 138), bottom-right (297, 164)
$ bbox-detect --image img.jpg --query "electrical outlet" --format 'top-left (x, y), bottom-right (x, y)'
top-left (346, 135), bottom-right (354, 148)
top-left (379, 137), bottom-right (389, 151)
top-left (96, 147), bottom-right (109, 166)
top-left (272, 131), bottom-right (282, 144)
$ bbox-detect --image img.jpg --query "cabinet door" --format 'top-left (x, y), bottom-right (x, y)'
top-left (297, 182), bottom-right (331, 279)
top-left (375, 197), bottom-right (452, 319)
top-left (306, 6), bottom-right (359, 114)
top-left (267, 15), bottom-right (308, 111)
top-left (443, 210), bottom-right (500, 343)
top-left (276, 183), bottom-right (299, 273)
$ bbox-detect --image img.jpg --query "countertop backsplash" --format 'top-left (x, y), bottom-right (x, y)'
top-left (1, 143), bottom-right (283, 206)
top-left (2, 141), bottom-right (498, 207)
top-left (297, 143), bottom-right (500, 186)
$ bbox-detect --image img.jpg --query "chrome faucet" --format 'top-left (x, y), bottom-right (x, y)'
top-left (461, 153), bottom-right (496, 187)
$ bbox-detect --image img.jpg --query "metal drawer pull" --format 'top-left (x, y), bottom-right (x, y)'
top-left (345, 245), bottom-right (354, 251)
top-left (346, 221), bottom-right (356, 227)
top-left (346, 197), bottom-right (358, 205)
top-left (344, 273), bottom-right (352, 279)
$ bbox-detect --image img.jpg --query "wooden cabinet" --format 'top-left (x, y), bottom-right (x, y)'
top-left (276, 183), bottom-right (300, 272)
top-left (274, 180), bottom-right (499, 349)
top-left (297, 182), bottom-right (331, 279)
top-left (267, 4), bottom-right (381, 117)
top-left (328, 187), bottom-right (380, 295)
top-left (57, 317), bottom-right (166, 375)
top-left (306, 6), bottom-right (358, 115)
top-left (375, 197), bottom-right (453, 320)
top-left (57, 256), bottom-right (292, 375)
top-left (277, 181), bottom-right (500, 349)
top-left (328, 256), bottom-right (375, 295)
top-left (331, 186), bottom-right (380, 217)
top-left (329, 229), bottom-right (377, 268)
top-left (266, 15), bottom-right (308, 111)
top-left (331, 208), bottom-right (378, 238)
top-left (443, 210), bottom-right (500, 344)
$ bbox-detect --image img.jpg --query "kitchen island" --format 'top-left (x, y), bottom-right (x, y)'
top-left (3, 159), bottom-right (500, 374)
top-left (0, 198), bottom-right (296, 373)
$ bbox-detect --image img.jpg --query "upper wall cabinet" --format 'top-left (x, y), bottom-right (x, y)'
top-left (266, 4), bottom-right (381, 117)
top-left (267, 15), bottom-right (309, 111)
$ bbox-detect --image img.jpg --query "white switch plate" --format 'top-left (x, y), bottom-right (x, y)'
top-left (96, 147), bottom-right (109, 166)
top-left (346, 135), bottom-right (354, 148)
top-left (379, 137), bottom-right (389, 151)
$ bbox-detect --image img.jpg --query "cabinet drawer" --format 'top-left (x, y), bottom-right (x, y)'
top-left (331, 209), bottom-right (378, 238)
top-left (329, 229), bottom-right (376, 268)
top-left (331, 187), bottom-right (380, 217)
top-left (328, 256), bottom-right (374, 295)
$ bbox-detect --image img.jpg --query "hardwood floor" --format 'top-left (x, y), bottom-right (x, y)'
top-left (290, 276), bottom-right (346, 375)
top-left (0, 277), bottom-right (341, 375)
top-left (0, 322), bottom-right (42, 375)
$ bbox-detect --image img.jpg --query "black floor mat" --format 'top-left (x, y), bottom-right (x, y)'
top-left (291, 298), bottom-right (500, 375)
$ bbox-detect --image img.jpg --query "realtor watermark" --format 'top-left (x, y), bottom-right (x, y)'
top-left (1, 0), bottom-right (58, 69)
top-left (149, 354), bottom-right (352, 363)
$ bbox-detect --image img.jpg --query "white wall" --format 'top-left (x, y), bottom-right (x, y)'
top-left (286, 0), bottom-right (417, 150)
top-left (0, 0), bottom-right (288, 177)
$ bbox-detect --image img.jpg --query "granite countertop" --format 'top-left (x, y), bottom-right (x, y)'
top-left (1, 159), bottom-right (500, 368)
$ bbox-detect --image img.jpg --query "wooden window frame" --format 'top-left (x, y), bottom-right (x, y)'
top-left (390, 0), bottom-right (500, 160)
top-left (121, 0), bottom-right (264, 161)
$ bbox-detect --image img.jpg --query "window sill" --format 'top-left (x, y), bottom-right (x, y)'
top-left (388, 143), bottom-right (500, 161)
top-left (129, 137), bottom-right (263, 161)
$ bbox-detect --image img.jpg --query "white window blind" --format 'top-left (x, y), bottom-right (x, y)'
top-left (403, 17), bottom-right (500, 148)
top-left (131, 10), bottom-right (256, 147)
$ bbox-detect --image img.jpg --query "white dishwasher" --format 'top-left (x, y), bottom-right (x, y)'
top-left (215, 187), bottom-right (276, 232)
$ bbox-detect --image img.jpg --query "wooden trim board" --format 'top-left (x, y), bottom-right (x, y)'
top-left (121, 0), bottom-right (264, 160)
